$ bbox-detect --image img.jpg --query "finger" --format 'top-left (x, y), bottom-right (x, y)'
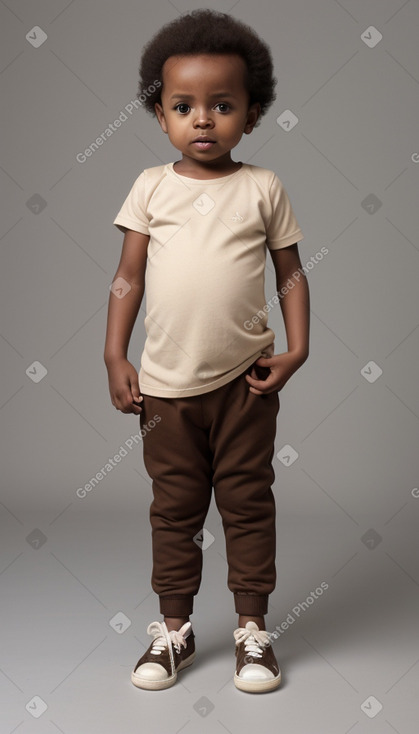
top-left (248, 386), bottom-right (264, 395)
top-left (245, 373), bottom-right (276, 389)
top-left (120, 404), bottom-right (142, 415)
top-left (255, 356), bottom-right (273, 366)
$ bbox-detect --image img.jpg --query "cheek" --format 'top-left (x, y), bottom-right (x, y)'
top-left (167, 115), bottom-right (187, 131)
top-left (222, 115), bottom-right (244, 132)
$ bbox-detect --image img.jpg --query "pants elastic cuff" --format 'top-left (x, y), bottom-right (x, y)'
top-left (159, 594), bottom-right (194, 617)
top-left (234, 593), bottom-right (269, 616)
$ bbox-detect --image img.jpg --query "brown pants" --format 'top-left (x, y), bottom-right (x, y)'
top-left (139, 362), bottom-right (280, 617)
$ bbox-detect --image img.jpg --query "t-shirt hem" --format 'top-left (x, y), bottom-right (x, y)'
top-left (268, 230), bottom-right (304, 249)
top-left (139, 354), bottom-right (259, 398)
top-left (113, 216), bottom-right (149, 235)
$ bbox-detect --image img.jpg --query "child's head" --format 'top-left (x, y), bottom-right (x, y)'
top-left (136, 9), bottom-right (277, 165)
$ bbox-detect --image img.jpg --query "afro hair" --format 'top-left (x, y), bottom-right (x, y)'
top-left (137, 9), bottom-right (277, 127)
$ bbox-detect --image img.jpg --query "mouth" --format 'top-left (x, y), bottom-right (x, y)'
top-left (192, 138), bottom-right (216, 150)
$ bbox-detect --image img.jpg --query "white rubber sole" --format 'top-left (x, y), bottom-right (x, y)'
top-left (234, 670), bottom-right (281, 693)
top-left (131, 650), bottom-right (196, 690)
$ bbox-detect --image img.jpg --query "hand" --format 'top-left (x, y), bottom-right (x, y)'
top-left (105, 357), bottom-right (143, 414)
top-left (245, 352), bottom-right (308, 396)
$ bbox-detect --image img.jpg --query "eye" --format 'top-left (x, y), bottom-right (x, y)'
top-left (174, 103), bottom-right (190, 114)
top-left (215, 103), bottom-right (230, 113)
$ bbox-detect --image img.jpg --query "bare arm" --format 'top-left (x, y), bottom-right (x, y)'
top-left (245, 243), bottom-right (310, 395)
top-left (104, 229), bottom-right (150, 413)
top-left (271, 243), bottom-right (310, 361)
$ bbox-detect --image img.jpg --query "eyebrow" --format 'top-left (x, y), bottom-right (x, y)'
top-left (169, 92), bottom-right (237, 100)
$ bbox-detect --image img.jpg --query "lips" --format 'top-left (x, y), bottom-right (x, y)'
top-left (192, 138), bottom-right (215, 150)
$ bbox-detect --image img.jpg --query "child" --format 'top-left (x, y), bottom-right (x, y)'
top-left (104, 8), bottom-right (309, 694)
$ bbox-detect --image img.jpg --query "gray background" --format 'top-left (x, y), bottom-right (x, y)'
top-left (1, 0), bottom-right (418, 732)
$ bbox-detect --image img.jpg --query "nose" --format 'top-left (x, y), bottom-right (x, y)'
top-left (193, 107), bottom-right (214, 128)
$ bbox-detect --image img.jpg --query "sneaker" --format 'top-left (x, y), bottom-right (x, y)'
top-left (233, 621), bottom-right (281, 693)
top-left (131, 620), bottom-right (196, 690)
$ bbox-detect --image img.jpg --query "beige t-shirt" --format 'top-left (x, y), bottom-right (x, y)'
top-left (113, 162), bottom-right (304, 398)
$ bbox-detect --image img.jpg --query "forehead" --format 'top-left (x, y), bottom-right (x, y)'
top-left (161, 54), bottom-right (247, 92)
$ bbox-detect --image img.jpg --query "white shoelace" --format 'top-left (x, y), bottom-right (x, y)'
top-left (147, 621), bottom-right (189, 674)
top-left (233, 626), bottom-right (270, 660)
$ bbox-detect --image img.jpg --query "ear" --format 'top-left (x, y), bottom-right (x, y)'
top-left (243, 102), bottom-right (261, 134)
top-left (154, 102), bottom-right (168, 133)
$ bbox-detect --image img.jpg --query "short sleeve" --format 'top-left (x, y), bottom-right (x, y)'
top-left (266, 174), bottom-right (304, 250)
top-left (113, 172), bottom-right (149, 235)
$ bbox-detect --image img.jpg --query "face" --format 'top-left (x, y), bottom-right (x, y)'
top-left (154, 54), bottom-right (260, 173)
